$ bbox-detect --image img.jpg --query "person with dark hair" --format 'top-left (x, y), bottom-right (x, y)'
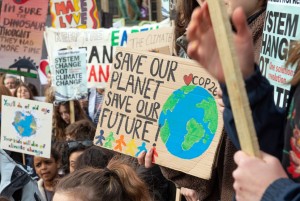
top-left (139, 0), bottom-right (270, 200)
top-left (53, 100), bottom-right (89, 141)
top-left (75, 145), bottom-right (114, 170)
top-left (61, 140), bottom-right (93, 174)
top-left (27, 82), bottom-right (39, 97)
top-left (53, 159), bottom-right (152, 201)
top-left (33, 148), bottom-right (61, 201)
top-left (65, 119), bottom-right (96, 141)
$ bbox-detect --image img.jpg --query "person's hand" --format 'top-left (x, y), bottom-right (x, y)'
top-left (181, 187), bottom-right (199, 201)
top-left (137, 149), bottom-right (154, 168)
top-left (187, 3), bottom-right (255, 83)
top-left (233, 151), bottom-right (288, 201)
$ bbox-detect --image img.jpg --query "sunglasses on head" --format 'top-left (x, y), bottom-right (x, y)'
top-left (67, 140), bottom-right (93, 149)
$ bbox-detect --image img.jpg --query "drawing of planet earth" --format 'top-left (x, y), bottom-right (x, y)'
top-left (159, 85), bottom-right (218, 159)
top-left (12, 111), bottom-right (37, 137)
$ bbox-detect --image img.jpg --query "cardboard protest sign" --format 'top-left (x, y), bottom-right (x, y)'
top-left (259, 0), bottom-right (300, 108)
top-left (94, 48), bottom-right (224, 179)
top-left (51, 49), bottom-right (88, 102)
top-left (0, 0), bottom-right (48, 78)
top-left (1, 96), bottom-right (53, 158)
top-left (127, 27), bottom-right (174, 54)
top-left (44, 22), bottom-right (170, 88)
top-left (50, 0), bottom-right (100, 28)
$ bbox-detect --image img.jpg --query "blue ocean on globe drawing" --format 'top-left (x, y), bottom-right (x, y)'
top-left (12, 111), bottom-right (37, 137)
top-left (159, 85), bottom-right (218, 159)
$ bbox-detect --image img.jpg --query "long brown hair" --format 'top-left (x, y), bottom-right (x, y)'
top-left (174, 0), bottom-right (199, 54)
top-left (0, 85), bottom-right (12, 112)
top-left (287, 42), bottom-right (300, 86)
top-left (53, 100), bottom-right (88, 141)
top-left (55, 159), bottom-right (151, 201)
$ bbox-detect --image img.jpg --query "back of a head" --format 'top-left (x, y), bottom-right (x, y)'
top-left (75, 146), bottom-right (114, 170)
top-left (65, 119), bottom-right (96, 141)
top-left (54, 160), bottom-right (151, 201)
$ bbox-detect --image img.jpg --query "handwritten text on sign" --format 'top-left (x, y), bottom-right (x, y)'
top-left (1, 96), bottom-right (53, 158)
top-left (95, 48), bottom-right (223, 179)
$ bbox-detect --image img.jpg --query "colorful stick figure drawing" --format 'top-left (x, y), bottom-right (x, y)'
top-left (114, 135), bottom-right (126, 151)
top-left (125, 139), bottom-right (137, 156)
top-left (135, 142), bottom-right (148, 157)
top-left (95, 129), bottom-right (105, 146)
top-left (152, 143), bottom-right (158, 163)
top-left (104, 132), bottom-right (115, 149)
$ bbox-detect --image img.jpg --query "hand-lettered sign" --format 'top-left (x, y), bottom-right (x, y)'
top-left (0, 0), bottom-right (48, 78)
top-left (1, 96), bottom-right (53, 158)
top-left (127, 27), bottom-right (174, 55)
top-left (51, 48), bottom-right (88, 102)
top-left (94, 47), bottom-right (224, 179)
top-left (50, 0), bottom-right (100, 28)
top-left (44, 22), bottom-right (169, 88)
top-left (259, 0), bottom-right (300, 108)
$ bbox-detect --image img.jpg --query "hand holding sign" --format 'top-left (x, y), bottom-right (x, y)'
top-left (187, 2), bottom-right (260, 157)
top-left (187, 3), bottom-right (255, 83)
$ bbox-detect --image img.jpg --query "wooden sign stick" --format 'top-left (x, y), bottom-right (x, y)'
top-left (70, 100), bottom-right (75, 124)
top-left (206, 0), bottom-right (260, 157)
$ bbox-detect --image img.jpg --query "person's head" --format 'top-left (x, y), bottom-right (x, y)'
top-left (13, 83), bottom-right (34, 100)
top-left (33, 148), bottom-right (60, 183)
top-left (55, 101), bottom-right (87, 125)
top-left (65, 140), bottom-right (93, 173)
top-left (0, 85), bottom-right (12, 112)
top-left (53, 160), bottom-right (151, 201)
top-left (27, 83), bottom-right (39, 97)
top-left (75, 146), bottom-right (114, 170)
top-left (65, 119), bottom-right (96, 141)
top-left (3, 75), bottom-right (17, 89)
top-left (54, 101), bottom-right (88, 141)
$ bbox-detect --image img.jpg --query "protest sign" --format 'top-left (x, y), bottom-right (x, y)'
top-left (259, 0), bottom-right (300, 108)
top-left (94, 48), bottom-right (224, 179)
top-left (1, 96), bottom-right (53, 158)
top-left (127, 27), bottom-right (174, 54)
top-left (51, 49), bottom-right (88, 102)
top-left (50, 0), bottom-right (100, 28)
top-left (44, 22), bottom-right (170, 88)
top-left (0, 0), bottom-right (48, 78)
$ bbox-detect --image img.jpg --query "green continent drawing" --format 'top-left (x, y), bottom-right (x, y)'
top-left (182, 118), bottom-right (205, 151)
top-left (160, 120), bottom-right (171, 144)
top-left (196, 97), bottom-right (218, 133)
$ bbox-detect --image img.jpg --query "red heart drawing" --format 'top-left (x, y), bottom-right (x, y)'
top-left (13, 0), bottom-right (29, 4)
top-left (39, 60), bottom-right (49, 77)
top-left (184, 74), bottom-right (193, 86)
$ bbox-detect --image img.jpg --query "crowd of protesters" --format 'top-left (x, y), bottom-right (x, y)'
top-left (1, 0), bottom-right (300, 200)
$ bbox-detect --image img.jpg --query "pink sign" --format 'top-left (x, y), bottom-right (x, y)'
top-left (0, 0), bottom-right (48, 78)
top-left (50, 0), bottom-right (100, 28)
